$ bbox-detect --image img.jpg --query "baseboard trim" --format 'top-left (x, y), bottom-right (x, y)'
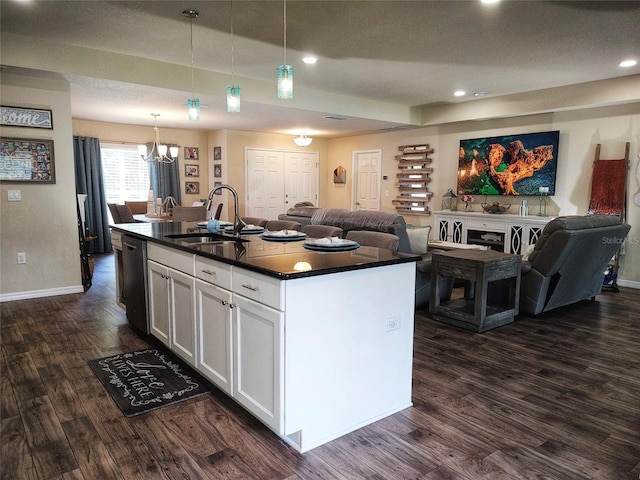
top-left (616, 279), bottom-right (640, 289)
top-left (0, 285), bottom-right (85, 302)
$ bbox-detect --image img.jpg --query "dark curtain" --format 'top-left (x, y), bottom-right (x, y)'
top-left (148, 143), bottom-right (182, 205)
top-left (74, 136), bottom-right (111, 253)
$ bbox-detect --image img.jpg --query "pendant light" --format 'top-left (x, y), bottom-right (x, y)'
top-left (227, 0), bottom-right (241, 112)
top-left (293, 134), bottom-right (312, 147)
top-left (183, 10), bottom-right (200, 121)
top-left (277, 0), bottom-right (293, 99)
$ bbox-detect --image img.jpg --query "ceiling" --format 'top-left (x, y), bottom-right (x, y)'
top-left (1, 0), bottom-right (639, 137)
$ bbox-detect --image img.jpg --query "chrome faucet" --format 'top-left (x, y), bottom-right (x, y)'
top-left (206, 184), bottom-right (246, 236)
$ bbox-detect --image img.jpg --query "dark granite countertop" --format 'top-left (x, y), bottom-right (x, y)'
top-left (112, 222), bottom-right (419, 280)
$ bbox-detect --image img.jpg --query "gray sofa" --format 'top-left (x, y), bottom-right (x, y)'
top-left (280, 206), bottom-right (453, 308)
top-left (519, 215), bottom-right (630, 315)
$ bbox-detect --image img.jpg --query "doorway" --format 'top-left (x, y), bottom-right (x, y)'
top-left (246, 148), bottom-right (318, 219)
top-left (353, 149), bottom-right (382, 211)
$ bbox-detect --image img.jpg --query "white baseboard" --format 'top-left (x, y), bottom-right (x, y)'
top-left (616, 279), bottom-right (640, 289)
top-left (0, 285), bottom-right (85, 302)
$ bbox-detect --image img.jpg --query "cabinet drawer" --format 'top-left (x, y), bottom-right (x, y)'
top-left (195, 256), bottom-right (231, 290)
top-left (232, 269), bottom-right (283, 310)
top-left (148, 243), bottom-right (194, 276)
top-left (466, 219), bottom-right (505, 232)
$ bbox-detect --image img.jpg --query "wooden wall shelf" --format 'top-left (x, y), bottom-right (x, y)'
top-left (394, 144), bottom-right (433, 216)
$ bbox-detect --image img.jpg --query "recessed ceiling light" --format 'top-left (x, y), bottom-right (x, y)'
top-left (302, 56), bottom-right (317, 64)
top-left (481, 0), bottom-right (500, 4)
top-left (474, 92), bottom-right (486, 97)
top-left (619, 59), bottom-right (637, 68)
top-left (454, 90), bottom-right (466, 97)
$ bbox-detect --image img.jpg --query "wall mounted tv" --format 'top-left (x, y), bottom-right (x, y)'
top-left (457, 130), bottom-right (559, 196)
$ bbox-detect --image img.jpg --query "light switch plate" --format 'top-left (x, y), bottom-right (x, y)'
top-left (8, 190), bottom-right (21, 201)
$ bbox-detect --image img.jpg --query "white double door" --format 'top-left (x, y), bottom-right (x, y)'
top-left (246, 148), bottom-right (318, 220)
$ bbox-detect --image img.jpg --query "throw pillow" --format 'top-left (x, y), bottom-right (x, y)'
top-left (406, 225), bottom-right (431, 254)
top-left (522, 243), bottom-right (536, 262)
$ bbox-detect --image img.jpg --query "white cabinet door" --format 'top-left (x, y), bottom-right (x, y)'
top-left (232, 294), bottom-right (284, 433)
top-left (148, 260), bottom-right (170, 346)
top-left (196, 279), bottom-right (233, 394)
top-left (169, 269), bottom-right (196, 366)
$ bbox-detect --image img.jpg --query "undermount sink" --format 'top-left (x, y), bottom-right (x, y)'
top-left (165, 232), bottom-right (249, 246)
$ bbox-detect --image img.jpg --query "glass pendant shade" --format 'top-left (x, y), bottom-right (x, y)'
top-left (188, 98), bottom-right (200, 121)
top-left (277, 64), bottom-right (293, 99)
top-left (138, 144), bottom-right (148, 157)
top-left (169, 146), bottom-right (179, 158)
top-left (226, 85), bottom-right (241, 113)
top-left (158, 144), bottom-right (168, 156)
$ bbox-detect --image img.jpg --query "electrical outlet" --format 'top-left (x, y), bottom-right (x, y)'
top-left (385, 316), bottom-right (400, 332)
top-left (17, 252), bottom-right (27, 264)
top-left (8, 190), bottom-right (21, 201)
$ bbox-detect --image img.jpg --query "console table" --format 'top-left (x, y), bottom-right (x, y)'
top-left (430, 249), bottom-right (521, 332)
top-left (434, 211), bottom-right (553, 254)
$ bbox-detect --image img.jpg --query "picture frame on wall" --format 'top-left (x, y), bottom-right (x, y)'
top-left (214, 181), bottom-right (222, 194)
top-left (214, 164), bottom-right (222, 178)
top-left (184, 147), bottom-right (199, 160)
top-left (185, 164), bottom-right (199, 177)
top-left (1, 106), bottom-right (53, 129)
top-left (0, 137), bottom-right (56, 183)
top-left (213, 146), bottom-right (221, 160)
top-left (185, 181), bottom-right (200, 194)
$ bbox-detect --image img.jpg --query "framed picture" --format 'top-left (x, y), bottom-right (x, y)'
top-left (184, 147), bottom-right (199, 160)
top-left (0, 137), bottom-right (56, 183)
top-left (213, 146), bottom-right (221, 160)
top-left (185, 164), bottom-right (199, 177)
top-left (1, 106), bottom-right (53, 129)
top-left (214, 164), bottom-right (222, 178)
top-left (185, 181), bottom-right (200, 194)
top-left (214, 181), bottom-right (222, 194)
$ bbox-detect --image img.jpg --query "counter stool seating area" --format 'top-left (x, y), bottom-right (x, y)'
top-left (265, 219), bottom-right (303, 232)
top-left (241, 217), bottom-right (268, 227)
top-left (279, 206), bottom-right (453, 309)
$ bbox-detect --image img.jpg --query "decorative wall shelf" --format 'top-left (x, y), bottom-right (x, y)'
top-left (393, 144), bottom-right (434, 215)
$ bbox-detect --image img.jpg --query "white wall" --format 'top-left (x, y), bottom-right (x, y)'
top-left (328, 106), bottom-right (640, 285)
top-left (1, 74), bottom-right (82, 299)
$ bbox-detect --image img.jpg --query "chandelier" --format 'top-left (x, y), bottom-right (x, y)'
top-left (138, 114), bottom-right (178, 163)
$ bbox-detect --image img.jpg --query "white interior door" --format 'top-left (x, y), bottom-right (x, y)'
top-left (284, 152), bottom-right (318, 209)
top-left (353, 150), bottom-right (382, 211)
top-left (246, 149), bottom-right (285, 219)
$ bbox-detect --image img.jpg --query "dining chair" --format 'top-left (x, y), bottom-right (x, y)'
top-left (345, 230), bottom-right (400, 251)
top-left (124, 200), bottom-right (147, 214)
top-left (107, 203), bottom-right (122, 224)
top-left (115, 204), bottom-right (136, 223)
top-left (241, 217), bottom-right (268, 227)
top-left (171, 206), bottom-right (207, 222)
top-left (265, 220), bottom-right (303, 232)
top-left (302, 224), bottom-right (343, 238)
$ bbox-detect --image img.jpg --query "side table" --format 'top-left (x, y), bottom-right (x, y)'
top-left (429, 249), bottom-right (521, 332)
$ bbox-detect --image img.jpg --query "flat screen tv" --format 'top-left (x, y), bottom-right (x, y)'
top-left (457, 130), bottom-right (559, 196)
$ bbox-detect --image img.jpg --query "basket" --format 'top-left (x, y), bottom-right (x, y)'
top-left (481, 203), bottom-right (511, 214)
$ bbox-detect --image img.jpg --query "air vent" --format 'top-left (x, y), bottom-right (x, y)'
top-left (324, 115), bottom-right (348, 121)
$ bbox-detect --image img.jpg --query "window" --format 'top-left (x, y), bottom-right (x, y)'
top-left (101, 143), bottom-right (150, 203)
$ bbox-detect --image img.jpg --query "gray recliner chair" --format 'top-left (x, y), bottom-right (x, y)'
top-left (519, 215), bottom-right (630, 315)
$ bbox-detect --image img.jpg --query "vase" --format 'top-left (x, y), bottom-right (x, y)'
top-left (464, 202), bottom-right (472, 212)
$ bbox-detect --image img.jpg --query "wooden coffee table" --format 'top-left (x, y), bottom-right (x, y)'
top-left (429, 249), bottom-right (521, 332)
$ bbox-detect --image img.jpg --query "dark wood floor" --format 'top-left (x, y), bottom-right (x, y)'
top-left (2, 254), bottom-right (639, 480)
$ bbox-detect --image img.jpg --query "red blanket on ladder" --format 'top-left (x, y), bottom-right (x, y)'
top-left (588, 159), bottom-right (627, 215)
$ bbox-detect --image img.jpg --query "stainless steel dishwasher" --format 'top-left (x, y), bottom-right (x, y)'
top-left (122, 235), bottom-right (149, 335)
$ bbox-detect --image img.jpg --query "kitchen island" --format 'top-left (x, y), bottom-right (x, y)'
top-left (111, 221), bottom-right (418, 453)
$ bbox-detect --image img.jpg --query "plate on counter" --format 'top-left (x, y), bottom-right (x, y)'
top-left (303, 238), bottom-right (360, 252)
top-left (260, 230), bottom-right (307, 242)
top-left (195, 220), bottom-right (232, 228)
top-left (223, 225), bottom-right (265, 234)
